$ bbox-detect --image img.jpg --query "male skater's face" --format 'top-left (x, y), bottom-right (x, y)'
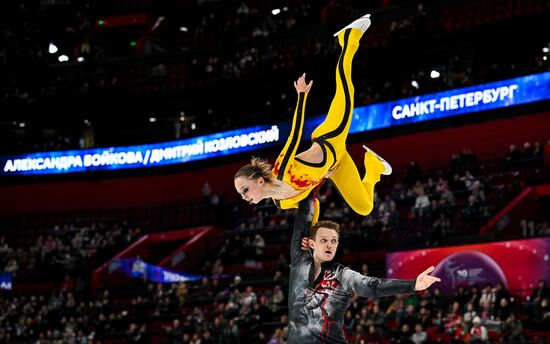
top-left (310, 227), bottom-right (339, 263)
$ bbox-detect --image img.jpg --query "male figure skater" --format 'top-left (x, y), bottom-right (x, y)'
top-left (288, 194), bottom-right (441, 343)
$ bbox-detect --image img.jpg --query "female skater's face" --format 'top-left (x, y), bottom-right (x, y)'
top-left (234, 176), bottom-right (264, 204)
top-left (310, 227), bottom-right (339, 263)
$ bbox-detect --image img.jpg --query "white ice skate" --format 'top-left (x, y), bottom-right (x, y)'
top-left (334, 14), bottom-right (372, 37)
top-left (363, 145), bottom-right (392, 176)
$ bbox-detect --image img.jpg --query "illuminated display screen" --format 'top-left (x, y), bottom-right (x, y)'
top-left (2, 71), bottom-right (549, 176)
top-left (110, 258), bottom-right (202, 283)
top-left (0, 273), bottom-right (12, 291)
top-left (386, 237), bottom-right (550, 296)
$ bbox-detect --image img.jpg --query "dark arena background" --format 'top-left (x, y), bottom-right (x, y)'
top-left (1, 0), bottom-right (550, 343)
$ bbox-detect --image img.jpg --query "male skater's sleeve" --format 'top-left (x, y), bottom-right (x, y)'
top-left (341, 268), bottom-right (416, 298)
top-left (290, 194), bottom-right (314, 264)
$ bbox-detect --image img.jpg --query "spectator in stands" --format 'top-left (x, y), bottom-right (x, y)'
top-left (267, 328), bottom-right (284, 344)
top-left (532, 141), bottom-right (544, 162)
top-left (369, 303), bottom-right (388, 330)
top-left (469, 180), bottom-right (486, 203)
top-left (454, 285), bottom-right (470, 306)
top-left (520, 219), bottom-right (535, 237)
top-left (414, 188), bottom-right (430, 217)
top-left (271, 285), bottom-right (285, 312)
top-left (240, 286), bottom-right (257, 307)
top-left (165, 319), bottom-right (184, 344)
top-left (501, 313), bottom-right (525, 343)
top-left (393, 323), bottom-right (413, 343)
top-left (530, 280), bottom-right (550, 304)
top-left (452, 317), bottom-right (471, 343)
top-left (461, 195), bottom-right (480, 224)
top-left (479, 284), bottom-right (495, 308)
top-left (460, 170), bottom-right (477, 190)
top-left (463, 302), bottom-right (478, 327)
top-left (177, 282), bottom-right (188, 304)
top-left (4, 258), bottom-right (18, 276)
top-left (448, 173), bottom-right (465, 192)
top-left (127, 323), bottom-right (148, 343)
top-left (0, 236), bottom-right (9, 257)
top-left (444, 301), bottom-right (462, 331)
top-left (496, 297), bottom-right (512, 322)
top-left (439, 184), bottom-right (456, 207)
top-left (343, 310), bottom-right (356, 334)
top-left (505, 144), bottom-right (521, 165)
top-left (379, 194), bottom-right (396, 216)
top-left (521, 142), bottom-right (534, 161)
top-left (386, 295), bottom-right (406, 322)
top-left (492, 282), bottom-right (510, 308)
top-left (252, 234), bottom-right (265, 256)
top-left (220, 318), bottom-right (240, 344)
top-left (411, 323), bottom-right (427, 344)
top-left (537, 222), bottom-right (550, 236)
top-left (428, 287), bottom-right (446, 312)
top-left (469, 285), bottom-right (481, 306)
top-left (470, 316), bottom-right (488, 343)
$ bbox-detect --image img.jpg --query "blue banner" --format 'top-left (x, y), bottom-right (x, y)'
top-left (2, 72), bottom-right (549, 176)
top-left (109, 258), bottom-right (202, 283)
top-left (0, 273), bottom-right (12, 291)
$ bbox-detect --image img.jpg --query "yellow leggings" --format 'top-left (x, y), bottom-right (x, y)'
top-left (311, 28), bottom-right (384, 216)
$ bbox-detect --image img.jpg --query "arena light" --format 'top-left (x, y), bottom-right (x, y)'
top-left (58, 55), bottom-right (69, 62)
top-left (430, 70), bottom-right (440, 79)
top-left (272, 8), bottom-right (281, 15)
top-left (179, 26), bottom-right (189, 32)
top-left (77, 57), bottom-right (85, 62)
top-left (152, 16), bottom-right (165, 31)
top-left (544, 56), bottom-right (548, 61)
top-left (411, 80), bottom-right (419, 89)
top-left (543, 47), bottom-right (549, 53)
top-left (48, 43), bottom-right (58, 54)
top-left (149, 117), bottom-right (157, 123)
top-left (191, 122), bottom-right (196, 130)
top-left (18, 122), bottom-right (26, 128)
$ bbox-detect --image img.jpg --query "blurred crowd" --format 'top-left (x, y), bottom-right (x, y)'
top-left (2, 262), bottom-right (550, 343)
top-left (0, 222), bottom-right (142, 281)
top-left (1, 0), bottom-right (548, 153)
top-left (0, 139), bottom-right (548, 343)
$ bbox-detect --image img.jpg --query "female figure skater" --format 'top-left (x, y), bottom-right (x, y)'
top-left (234, 14), bottom-right (391, 224)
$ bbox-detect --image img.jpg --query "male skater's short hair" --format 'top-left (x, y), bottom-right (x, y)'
top-left (311, 221), bottom-right (341, 239)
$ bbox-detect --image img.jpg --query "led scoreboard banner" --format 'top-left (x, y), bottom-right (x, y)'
top-left (2, 72), bottom-right (549, 176)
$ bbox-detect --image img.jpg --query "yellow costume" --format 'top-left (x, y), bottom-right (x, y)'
top-left (272, 28), bottom-right (385, 224)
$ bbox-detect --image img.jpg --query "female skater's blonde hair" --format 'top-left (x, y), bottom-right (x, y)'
top-left (234, 157), bottom-right (273, 181)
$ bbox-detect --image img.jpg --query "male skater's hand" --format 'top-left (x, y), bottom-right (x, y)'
top-left (301, 237), bottom-right (310, 250)
top-left (414, 266), bottom-right (441, 291)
